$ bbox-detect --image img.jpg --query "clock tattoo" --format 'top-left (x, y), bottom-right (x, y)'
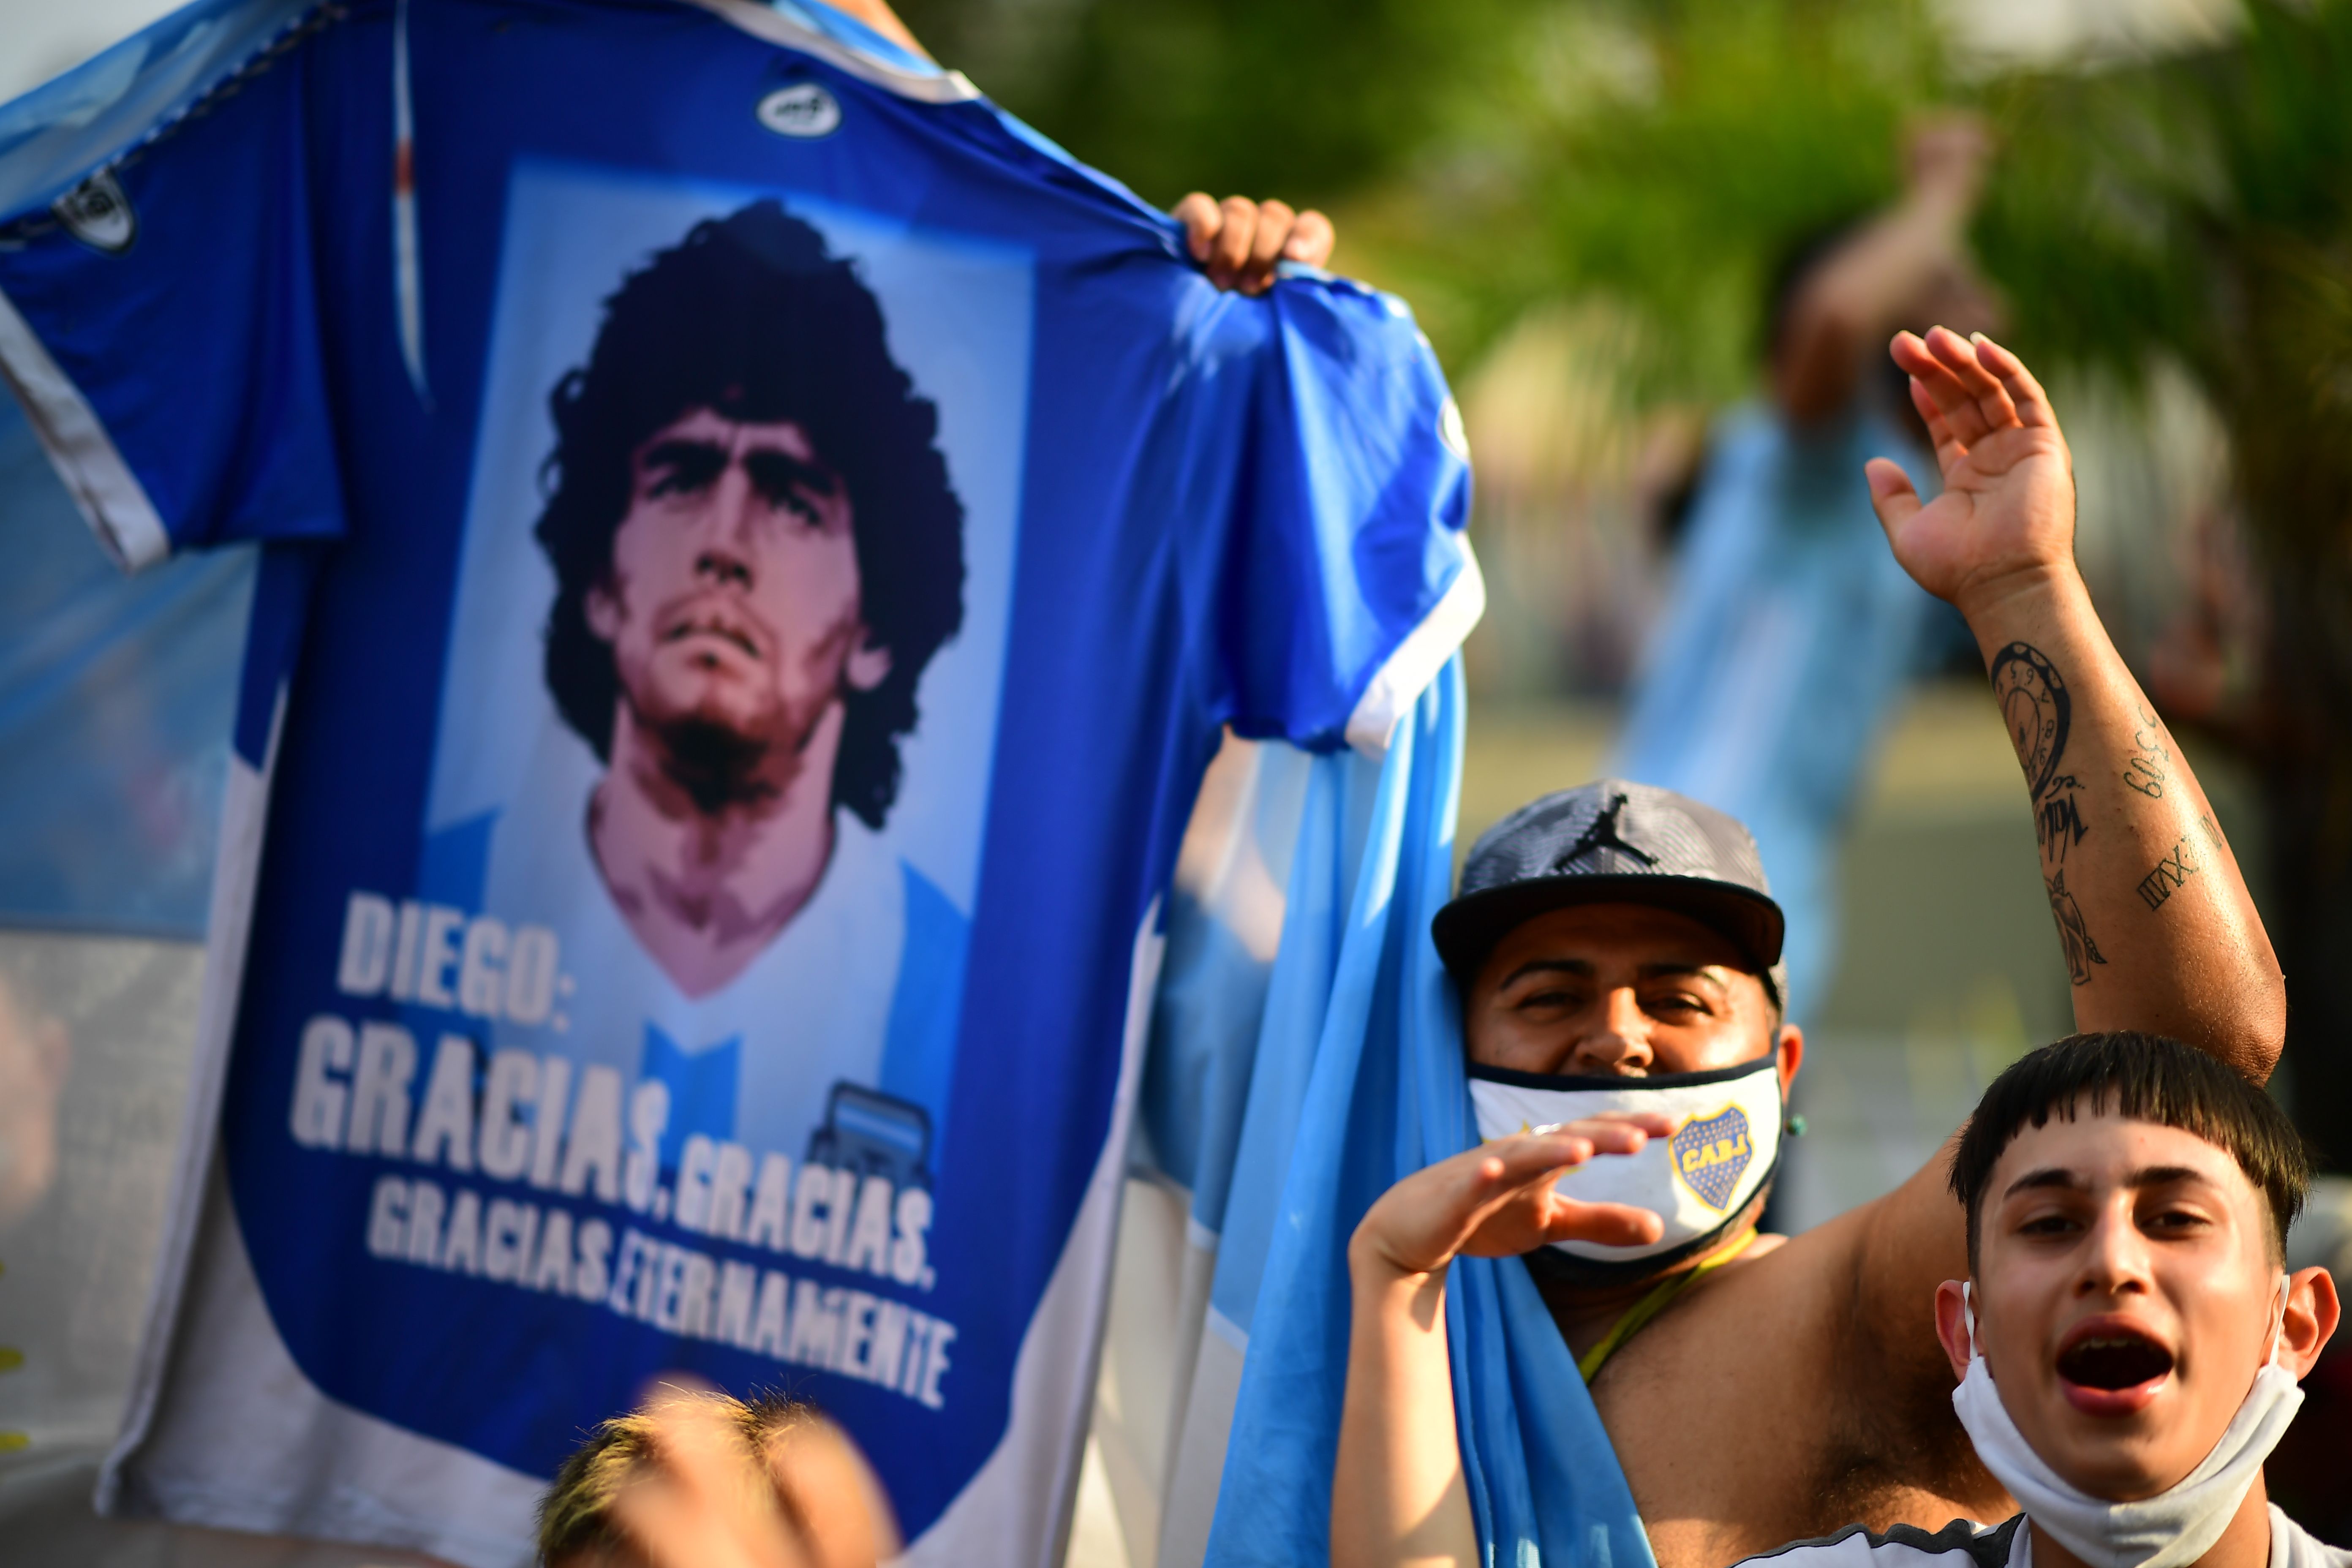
top-left (1992, 642), bottom-right (2091, 863)
top-left (1991, 642), bottom-right (2069, 800)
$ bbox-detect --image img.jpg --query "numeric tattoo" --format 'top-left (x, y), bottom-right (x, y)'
top-left (2125, 704), bottom-right (2170, 799)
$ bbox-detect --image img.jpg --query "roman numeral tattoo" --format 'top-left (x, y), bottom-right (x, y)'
top-left (2136, 819), bottom-right (2213, 912)
top-left (2137, 838), bottom-right (2196, 910)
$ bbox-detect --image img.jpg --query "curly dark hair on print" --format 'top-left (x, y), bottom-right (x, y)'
top-left (534, 200), bottom-right (966, 829)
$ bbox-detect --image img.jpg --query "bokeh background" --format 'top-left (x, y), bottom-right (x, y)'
top-left (880, 0), bottom-right (2352, 1225)
top-left (894, 0), bottom-right (2352, 1546)
top-left (1, 0), bottom-right (2349, 1560)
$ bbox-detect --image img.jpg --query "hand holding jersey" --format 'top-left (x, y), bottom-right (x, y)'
top-left (1171, 192), bottom-right (1337, 295)
top-left (1333, 331), bottom-right (2289, 1568)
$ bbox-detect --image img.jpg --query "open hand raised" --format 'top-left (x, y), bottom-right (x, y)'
top-left (1350, 1115), bottom-right (1674, 1280)
top-left (1865, 328), bottom-right (2077, 618)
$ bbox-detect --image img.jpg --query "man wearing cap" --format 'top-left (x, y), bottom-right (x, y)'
top-left (1331, 329), bottom-right (2289, 1568)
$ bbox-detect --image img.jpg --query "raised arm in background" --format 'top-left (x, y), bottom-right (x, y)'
top-left (1773, 117), bottom-right (1993, 424)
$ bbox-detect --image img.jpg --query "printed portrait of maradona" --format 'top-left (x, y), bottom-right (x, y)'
top-left (515, 199), bottom-right (972, 1179)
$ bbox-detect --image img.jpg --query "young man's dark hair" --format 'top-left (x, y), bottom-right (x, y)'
top-left (1949, 1031), bottom-right (2311, 1268)
top-left (534, 199), bottom-right (965, 829)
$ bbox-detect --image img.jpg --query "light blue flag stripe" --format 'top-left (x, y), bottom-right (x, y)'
top-left (1201, 733), bottom-right (1380, 1337)
top-left (1198, 657), bottom-right (1656, 1568)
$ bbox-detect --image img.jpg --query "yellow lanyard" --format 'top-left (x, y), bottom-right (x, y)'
top-left (1576, 1229), bottom-right (1761, 1384)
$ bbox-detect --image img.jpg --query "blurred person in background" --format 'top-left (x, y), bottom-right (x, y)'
top-left (539, 1386), bottom-right (895, 1568)
top-left (1609, 114), bottom-right (2001, 1019)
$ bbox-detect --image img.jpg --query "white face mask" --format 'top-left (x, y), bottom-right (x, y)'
top-left (1950, 1278), bottom-right (2304, 1568)
top-left (1467, 1052), bottom-right (1783, 1264)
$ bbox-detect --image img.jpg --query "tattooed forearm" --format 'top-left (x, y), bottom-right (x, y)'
top-left (2124, 705), bottom-right (2170, 799)
top-left (1993, 642), bottom-right (2091, 863)
top-left (2045, 868), bottom-right (2107, 985)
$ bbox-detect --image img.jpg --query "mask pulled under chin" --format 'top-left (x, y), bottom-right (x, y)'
top-left (1467, 1052), bottom-right (1783, 1263)
top-left (1950, 1280), bottom-right (2305, 1568)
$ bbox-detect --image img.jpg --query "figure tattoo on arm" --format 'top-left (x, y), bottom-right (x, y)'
top-left (1992, 642), bottom-right (2105, 984)
top-left (2046, 869), bottom-right (2107, 983)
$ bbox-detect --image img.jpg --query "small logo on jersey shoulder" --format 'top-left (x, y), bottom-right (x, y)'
top-left (54, 169), bottom-right (135, 255)
top-left (1669, 1105), bottom-right (1753, 1212)
top-left (757, 83), bottom-right (842, 139)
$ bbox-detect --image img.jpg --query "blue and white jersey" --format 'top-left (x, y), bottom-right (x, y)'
top-left (0, 2), bottom-right (1479, 1562)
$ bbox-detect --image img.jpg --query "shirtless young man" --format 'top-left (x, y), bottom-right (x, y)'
top-left (1332, 329), bottom-right (2288, 1568)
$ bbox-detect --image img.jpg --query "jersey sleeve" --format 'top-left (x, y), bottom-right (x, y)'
top-left (1184, 272), bottom-right (1481, 757)
top-left (0, 2), bottom-right (348, 570)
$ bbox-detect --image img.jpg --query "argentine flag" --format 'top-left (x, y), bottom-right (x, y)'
top-left (1139, 659), bottom-right (1656, 1568)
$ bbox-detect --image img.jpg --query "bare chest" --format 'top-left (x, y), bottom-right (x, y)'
top-left (1585, 1295), bottom-right (2007, 1568)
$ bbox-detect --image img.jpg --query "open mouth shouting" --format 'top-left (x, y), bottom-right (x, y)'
top-left (2055, 1318), bottom-right (2176, 1416)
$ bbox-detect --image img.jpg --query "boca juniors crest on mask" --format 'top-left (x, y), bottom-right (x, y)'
top-left (1467, 1051), bottom-right (1783, 1261)
top-left (1669, 1105), bottom-right (1754, 1211)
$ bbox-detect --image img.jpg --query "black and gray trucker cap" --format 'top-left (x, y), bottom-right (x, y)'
top-left (1432, 779), bottom-right (1790, 1005)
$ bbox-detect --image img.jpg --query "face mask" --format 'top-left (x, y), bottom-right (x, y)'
top-left (1950, 1278), bottom-right (2303, 1568)
top-left (1467, 1052), bottom-right (1783, 1266)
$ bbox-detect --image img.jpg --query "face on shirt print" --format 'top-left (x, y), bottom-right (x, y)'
top-left (585, 407), bottom-right (888, 811)
top-left (530, 199), bottom-right (968, 988)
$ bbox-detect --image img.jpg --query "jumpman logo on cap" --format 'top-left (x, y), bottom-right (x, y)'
top-left (1550, 792), bottom-right (1660, 874)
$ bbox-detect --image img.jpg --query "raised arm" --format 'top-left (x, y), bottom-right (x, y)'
top-left (1774, 116), bottom-right (1992, 424)
top-left (1865, 328), bottom-right (2283, 1079)
top-left (1334, 1120), bottom-right (1669, 1568)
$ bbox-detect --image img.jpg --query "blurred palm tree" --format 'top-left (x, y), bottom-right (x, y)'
top-left (1975, 0), bottom-right (2352, 1162)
